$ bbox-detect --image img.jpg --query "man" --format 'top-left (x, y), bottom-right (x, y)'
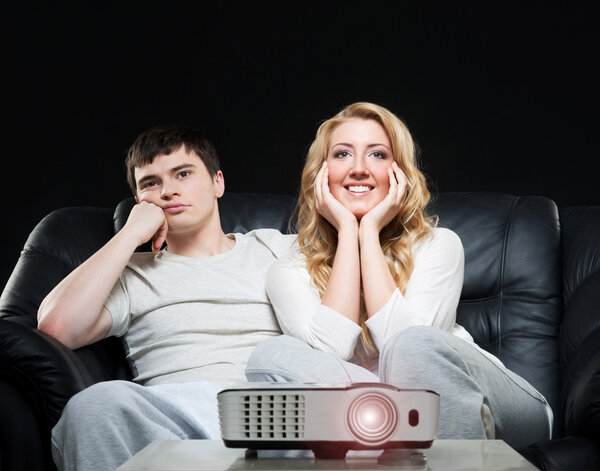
top-left (37, 124), bottom-right (294, 470)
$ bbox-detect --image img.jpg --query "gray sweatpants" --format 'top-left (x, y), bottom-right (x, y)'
top-left (245, 326), bottom-right (553, 450)
top-left (51, 327), bottom-right (551, 470)
top-left (51, 380), bottom-right (222, 471)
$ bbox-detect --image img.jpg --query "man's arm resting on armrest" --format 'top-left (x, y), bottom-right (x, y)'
top-left (37, 201), bottom-right (168, 350)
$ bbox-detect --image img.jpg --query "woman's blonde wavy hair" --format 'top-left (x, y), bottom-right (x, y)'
top-left (296, 102), bottom-right (436, 359)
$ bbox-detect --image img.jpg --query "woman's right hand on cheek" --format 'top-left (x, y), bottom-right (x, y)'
top-left (123, 201), bottom-right (169, 253)
top-left (314, 162), bottom-right (357, 232)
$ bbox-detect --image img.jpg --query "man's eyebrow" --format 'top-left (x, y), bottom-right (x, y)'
top-left (170, 163), bottom-right (197, 173)
top-left (136, 174), bottom-right (157, 188)
top-left (136, 163), bottom-right (198, 188)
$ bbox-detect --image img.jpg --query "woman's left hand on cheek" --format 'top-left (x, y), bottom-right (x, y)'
top-left (361, 161), bottom-right (407, 232)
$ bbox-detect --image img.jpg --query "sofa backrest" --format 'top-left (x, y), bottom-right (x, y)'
top-left (1, 191), bottom-right (564, 433)
top-left (430, 192), bottom-right (562, 433)
top-left (558, 206), bottom-right (600, 373)
top-left (558, 206), bottom-right (600, 436)
top-left (0, 193), bottom-right (298, 328)
top-left (0, 207), bottom-right (116, 328)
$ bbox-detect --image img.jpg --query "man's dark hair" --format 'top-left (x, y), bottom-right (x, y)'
top-left (125, 124), bottom-right (221, 195)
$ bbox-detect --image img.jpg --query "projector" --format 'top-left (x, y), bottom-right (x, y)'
top-left (218, 382), bottom-right (439, 459)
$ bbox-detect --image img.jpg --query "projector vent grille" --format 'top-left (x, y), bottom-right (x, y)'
top-left (242, 394), bottom-right (306, 440)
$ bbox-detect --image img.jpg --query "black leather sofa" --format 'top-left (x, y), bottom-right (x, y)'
top-left (1, 192), bottom-right (599, 471)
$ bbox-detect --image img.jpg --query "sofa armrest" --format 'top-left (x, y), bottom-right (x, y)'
top-left (564, 328), bottom-right (600, 443)
top-left (519, 436), bottom-right (600, 471)
top-left (0, 320), bottom-right (94, 427)
top-left (0, 381), bottom-right (54, 471)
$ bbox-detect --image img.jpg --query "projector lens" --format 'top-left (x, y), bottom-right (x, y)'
top-left (347, 393), bottom-right (398, 445)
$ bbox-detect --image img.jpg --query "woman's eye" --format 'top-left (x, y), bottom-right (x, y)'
top-left (371, 151), bottom-right (387, 159)
top-left (334, 151), bottom-right (350, 158)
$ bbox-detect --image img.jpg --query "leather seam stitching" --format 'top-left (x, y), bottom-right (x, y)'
top-left (497, 196), bottom-right (519, 359)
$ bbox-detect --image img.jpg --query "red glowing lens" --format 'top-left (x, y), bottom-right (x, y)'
top-left (347, 393), bottom-right (398, 445)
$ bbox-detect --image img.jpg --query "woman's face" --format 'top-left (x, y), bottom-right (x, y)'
top-left (326, 118), bottom-right (394, 219)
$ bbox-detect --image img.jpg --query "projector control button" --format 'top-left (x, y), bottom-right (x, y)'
top-left (408, 409), bottom-right (419, 426)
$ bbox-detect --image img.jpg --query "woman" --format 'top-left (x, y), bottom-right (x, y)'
top-left (246, 102), bottom-right (552, 448)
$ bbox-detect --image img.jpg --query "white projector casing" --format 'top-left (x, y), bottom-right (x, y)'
top-left (218, 382), bottom-right (439, 458)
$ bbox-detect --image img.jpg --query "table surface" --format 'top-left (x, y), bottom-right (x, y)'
top-left (117, 439), bottom-right (538, 470)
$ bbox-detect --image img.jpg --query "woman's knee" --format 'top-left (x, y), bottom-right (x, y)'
top-left (247, 335), bottom-right (307, 370)
top-left (379, 326), bottom-right (463, 385)
top-left (246, 335), bottom-right (311, 382)
top-left (381, 326), bottom-right (450, 361)
top-left (246, 334), bottom-right (366, 383)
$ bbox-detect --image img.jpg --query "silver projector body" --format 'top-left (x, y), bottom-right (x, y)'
top-left (218, 382), bottom-right (439, 459)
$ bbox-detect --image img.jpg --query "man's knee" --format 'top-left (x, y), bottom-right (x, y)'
top-left (52, 381), bottom-right (141, 471)
top-left (57, 380), bottom-right (136, 431)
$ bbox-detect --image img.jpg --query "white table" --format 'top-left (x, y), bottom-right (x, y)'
top-left (117, 439), bottom-right (538, 470)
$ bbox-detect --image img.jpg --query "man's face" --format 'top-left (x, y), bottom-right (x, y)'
top-left (134, 146), bottom-right (224, 235)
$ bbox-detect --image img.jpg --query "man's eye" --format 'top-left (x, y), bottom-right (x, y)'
top-left (141, 181), bottom-right (158, 189)
top-left (178, 170), bottom-right (191, 178)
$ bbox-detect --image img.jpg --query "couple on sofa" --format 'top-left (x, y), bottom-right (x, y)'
top-left (38, 102), bottom-right (552, 471)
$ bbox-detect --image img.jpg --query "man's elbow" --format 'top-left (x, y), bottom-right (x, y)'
top-left (37, 311), bottom-right (78, 349)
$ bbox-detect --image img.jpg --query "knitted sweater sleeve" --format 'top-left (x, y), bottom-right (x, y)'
top-left (365, 228), bottom-right (464, 351)
top-left (266, 228), bottom-right (464, 358)
top-left (265, 256), bottom-right (362, 360)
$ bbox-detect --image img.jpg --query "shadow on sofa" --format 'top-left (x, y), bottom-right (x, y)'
top-left (1, 192), bottom-right (599, 470)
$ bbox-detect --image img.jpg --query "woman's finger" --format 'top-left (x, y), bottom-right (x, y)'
top-left (392, 162), bottom-right (407, 205)
top-left (387, 167), bottom-right (398, 202)
top-left (389, 166), bottom-right (398, 189)
top-left (314, 162), bottom-right (325, 205)
top-left (322, 164), bottom-right (331, 198)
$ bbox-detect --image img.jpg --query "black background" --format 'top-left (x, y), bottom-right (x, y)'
top-left (2, 1), bottom-right (598, 290)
